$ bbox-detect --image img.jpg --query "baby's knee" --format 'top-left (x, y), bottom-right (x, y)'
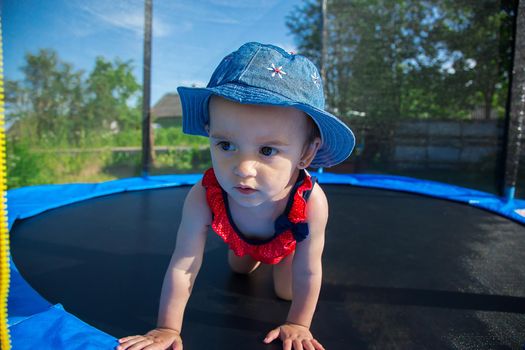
top-left (274, 285), bottom-right (293, 301)
top-left (272, 253), bottom-right (294, 301)
top-left (228, 251), bottom-right (261, 274)
top-left (229, 263), bottom-right (259, 274)
top-left (273, 274), bottom-right (293, 301)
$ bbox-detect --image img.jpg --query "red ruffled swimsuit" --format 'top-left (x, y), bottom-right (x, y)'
top-left (202, 168), bottom-right (316, 264)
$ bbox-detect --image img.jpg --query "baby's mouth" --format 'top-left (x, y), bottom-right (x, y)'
top-left (235, 186), bottom-right (257, 195)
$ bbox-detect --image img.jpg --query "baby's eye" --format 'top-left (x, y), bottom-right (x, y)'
top-left (260, 146), bottom-right (277, 157)
top-left (217, 141), bottom-right (236, 151)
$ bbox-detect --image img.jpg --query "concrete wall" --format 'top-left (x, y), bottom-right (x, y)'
top-left (352, 119), bottom-right (524, 170)
top-left (393, 120), bottom-right (506, 169)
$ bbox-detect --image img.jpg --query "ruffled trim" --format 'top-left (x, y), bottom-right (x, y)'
top-left (202, 168), bottom-right (313, 264)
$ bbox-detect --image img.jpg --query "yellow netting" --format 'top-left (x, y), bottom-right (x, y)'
top-left (0, 17), bottom-right (12, 350)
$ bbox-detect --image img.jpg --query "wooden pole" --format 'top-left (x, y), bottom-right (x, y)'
top-left (321, 0), bottom-right (328, 103)
top-left (141, 0), bottom-right (154, 176)
top-left (502, 0), bottom-right (524, 201)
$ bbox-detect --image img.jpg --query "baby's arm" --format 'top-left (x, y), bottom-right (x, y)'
top-left (264, 184), bottom-right (328, 349)
top-left (157, 179), bottom-right (210, 331)
top-left (117, 180), bottom-right (211, 350)
top-left (287, 184), bottom-right (327, 327)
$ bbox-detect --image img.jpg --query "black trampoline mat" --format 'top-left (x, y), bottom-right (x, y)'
top-left (10, 184), bottom-right (525, 349)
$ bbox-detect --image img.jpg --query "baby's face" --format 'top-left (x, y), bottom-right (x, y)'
top-left (208, 96), bottom-right (312, 208)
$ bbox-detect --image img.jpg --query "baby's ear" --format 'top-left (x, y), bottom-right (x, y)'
top-left (204, 124), bottom-right (210, 135)
top-left (299, 137), bottom-right (322, 169)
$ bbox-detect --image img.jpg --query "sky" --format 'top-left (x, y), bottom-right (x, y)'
top-left (2, 0), bottom-right (306, 104)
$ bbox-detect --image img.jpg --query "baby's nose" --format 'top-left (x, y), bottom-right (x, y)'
top-left (234, 158), bottom-right (257, 178)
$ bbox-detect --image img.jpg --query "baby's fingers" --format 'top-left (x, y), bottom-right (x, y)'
top-left (264, 327), bottom-right (280, 343)
top-left (170, 340), bottom-right (183, 350)
top-left (311, 338), bottom-right (325, 350)
top-left (118, 335), bottom-right (141, 344)
top-left (303, 340), bottom-right (316, 350)
top-left (142, 341), bottom-right (176, 350)
top-left (116, 336), bottom-right (149, 350)
top-left (282, 338), bottom-right (294, 350)
top-left (293, 339), bottom-right (305, 350)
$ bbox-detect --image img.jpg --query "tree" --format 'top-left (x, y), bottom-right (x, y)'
top-left (7, 49), bottom-right (85, 143)
top-left (6, 50), bottom-right (142, 145)
top-left (84, 57), bottom-right (142, 134)
top-left (286, 0), bottom-right (516, 120)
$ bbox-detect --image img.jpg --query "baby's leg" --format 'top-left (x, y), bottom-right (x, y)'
top-left (272, 251), bottom-right (294, 301)
top-left (228, 250), bottom-right (261, 274)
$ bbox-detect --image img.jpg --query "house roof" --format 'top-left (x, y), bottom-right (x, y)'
top-left (152, 93), bottom-right (182, 118)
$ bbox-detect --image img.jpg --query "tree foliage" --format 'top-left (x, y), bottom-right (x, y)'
top-left (84, 57), bottom-right (141, 133)
top-left (286, 0), bottom-right (516, 120)
top-left (6, 49), bottom-right (141, 145)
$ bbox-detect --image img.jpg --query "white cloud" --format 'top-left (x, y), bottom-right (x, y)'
top-left (75, 0), bottom-right (173, 38)
top-left (207, 0), bottom-right (279, 9)
top-left (157, 1), bottom-right (241, 25)
top-left (152, 79), bottom-right (208, 103)
top-left (274, 42), bottom-right (297, 54)
top-left (177, 79), bottom-right (208, 88)
top-left (156, 1), bottom-right (285, 25)
top-left (465, 58), bottom-right (477, 70)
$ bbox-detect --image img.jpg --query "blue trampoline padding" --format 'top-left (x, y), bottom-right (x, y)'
top-left (7, 172), bottom-right (525, 349)
top-left (9, 304), bottom-right (117, 350)
top-left (7, 172), bottom-right (525, 231)
top-left (7, 174), bottom-right (201, 229)
top-left (8, 260), bottom-right (52, 327)
top-left (315, 173), bottom-right (525, 225)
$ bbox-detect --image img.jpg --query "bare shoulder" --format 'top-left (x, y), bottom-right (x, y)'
top-left (170, 179), bottom-right (211, 268)
top-left (306, 182), bottom-right (329, 229)
top-left (181, 179), bottom-right (212, 227)
top-left (173, 179), bottom-right (211, 248)
top-left (292, 181), bottom-right (328, 274)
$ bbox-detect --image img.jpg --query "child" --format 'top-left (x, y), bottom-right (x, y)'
top-left (116, 42), bottom-right (355, 350)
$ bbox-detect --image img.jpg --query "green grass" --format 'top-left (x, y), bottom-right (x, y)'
top-left (6, 127), bottom-right (210, 189)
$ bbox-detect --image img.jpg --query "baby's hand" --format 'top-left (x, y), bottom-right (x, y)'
top-left (263, 322), bottom-right (325, 350)
top-left (116, 328), bottom-right (182, 350)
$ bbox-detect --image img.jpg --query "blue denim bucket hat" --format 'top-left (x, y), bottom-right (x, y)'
top-left (177, 42), bottom-right (355, 168)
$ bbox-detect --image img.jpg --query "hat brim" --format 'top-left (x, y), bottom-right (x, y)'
top-left (177, 84), bottom-right (355, 168)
